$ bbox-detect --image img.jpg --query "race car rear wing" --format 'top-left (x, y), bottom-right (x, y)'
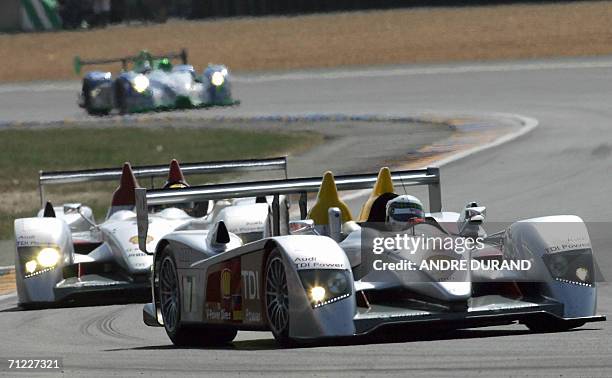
top-left (38, 157), bottom-right (288, 206)
top-left (135, 167), bottom-right (441, 252)
top-left (73, 49), bottom-right (188, 74)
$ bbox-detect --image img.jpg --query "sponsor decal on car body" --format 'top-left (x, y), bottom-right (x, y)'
top-left (204, 251), bottom-right (266, 326)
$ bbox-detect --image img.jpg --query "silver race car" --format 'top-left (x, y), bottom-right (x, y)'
top-left (75, 49), bottom-right (239, 115)
top-left (137, 167), bottom-right (605, 346)
top-left (14, 157), bottom-right (287, 308)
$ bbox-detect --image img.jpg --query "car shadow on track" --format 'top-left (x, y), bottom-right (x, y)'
top-left (0, 298), bottom-right (149, 312)
top-left (104, 326), bottom-right (597, 352)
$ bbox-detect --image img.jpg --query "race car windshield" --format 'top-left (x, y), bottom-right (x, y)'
top-left (389, 207), bottom-right (423, 222)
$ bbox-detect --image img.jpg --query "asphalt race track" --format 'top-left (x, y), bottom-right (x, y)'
top-left (1, 57), bottom-right (612, 376)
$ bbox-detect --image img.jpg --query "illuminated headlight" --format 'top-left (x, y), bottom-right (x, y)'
top-left (310, 286), bottom-right (326, 302)
top-left (542, 249), bottom-right (594, 286)
top-left (37, 247), bottom-right (60, 268)
top-left (19, 246), bottom-right (61, 277)
top-left (299, 269), bottom-right (351, 308)
top-left (90, 88), bottom-right (101, 98)
top-left (211, 71), bottom-right (225, 86)
top-left (25, 260), bottom-right (37, 274)
top-left (576, 267), bottom-right (589, 282)
top-left (132, 75), bottom-right (150, 93)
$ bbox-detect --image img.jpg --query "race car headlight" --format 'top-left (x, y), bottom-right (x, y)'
top-left (18, 246), bottom-right (61, 277)
top-left (37, 247), bottom-right (60, 268)
top-left (211, 71), bottom-right (225, 87)
top-left (576, 267), bottom-right (589, 282)
top-left (90, 88), bottom-right (102, 98)
top-left (299, 269), bottom-right (351, 308)
top-left (547, 254), bottom-right (568, 277)
top-left (132, 75), bottom-right (150, 93)
top-left (542, 248), bottom-right (594, 286)
top-left (327, 271), bottom-right (348, 295)
top-left (25, 260), bottom-right (38, 274)
top-left (310, 286), bottom-right (326, 302)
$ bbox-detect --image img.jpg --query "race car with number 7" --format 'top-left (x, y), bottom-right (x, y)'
top-left (137, 167), bottom-right (605, 346)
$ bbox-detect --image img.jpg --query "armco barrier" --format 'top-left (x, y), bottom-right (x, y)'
top-left (21, 0), bottom-right (61, 31)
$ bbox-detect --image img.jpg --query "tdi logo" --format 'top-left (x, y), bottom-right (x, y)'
top-left (241, 270), bottom-right (260, 300)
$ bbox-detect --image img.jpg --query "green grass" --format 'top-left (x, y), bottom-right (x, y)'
top-left (0, 125), bottom-right (321, 239)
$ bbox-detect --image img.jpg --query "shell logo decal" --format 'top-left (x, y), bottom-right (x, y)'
top-left (221, 268), bottom-right (232, 299)
top-left (129, 235), bottom-right (154, 245)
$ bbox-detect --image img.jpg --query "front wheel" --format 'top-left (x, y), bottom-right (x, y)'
top-left (83, 81), bottom-right (109, 116)
top-left (158, 249), bottom-right (236, 346)
top-left (264, 249), bottom-right (294, 346)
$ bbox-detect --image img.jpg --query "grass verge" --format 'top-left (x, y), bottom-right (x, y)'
top-left (1, 2), bottom-right (612, 82)
top-left (0, 125), bottom-right (321, 239)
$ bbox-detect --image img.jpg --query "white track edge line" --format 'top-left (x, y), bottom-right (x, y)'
top-left (342, 113), bottom-right (539, 202)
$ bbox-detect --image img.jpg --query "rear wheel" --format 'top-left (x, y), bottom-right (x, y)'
top-left (158, 248), bottom-right (236, 346)
top-left (264, 250), bottom-right (293, 346)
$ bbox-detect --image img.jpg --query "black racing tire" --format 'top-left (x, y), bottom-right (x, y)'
top-left (157, 247), bottom-right (237, 347)
top-left (523, 318), bottom-right (586, 333)
top-left (114, 80), bottom-right (129, 115)
top-left (85, 107), bottom-right (110, 116)
top-left (82, 81), bottom-right (109, 116)
top-left (82, 81), bottom-right (92, 109)
top-left (264, 249), bottom-right (294, 346)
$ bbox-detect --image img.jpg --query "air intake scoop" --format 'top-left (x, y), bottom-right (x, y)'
top-left (163, 159), bottom-right (189, 188)
top-left (110, 162), bottom-right (140, 207)
top-left (207, 221), bottom-right (231, 248)
top-left (43, 201), bottom-right (56, 218)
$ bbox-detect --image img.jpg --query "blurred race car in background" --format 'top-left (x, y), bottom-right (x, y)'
top-left (137, 167), bottom-right (605, 346)
top-left (74, 49), bottom-right (239, 115)
top-left (13, 157), bottom-right (287, 308)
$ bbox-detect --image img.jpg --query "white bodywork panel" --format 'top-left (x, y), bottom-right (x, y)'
top-left (15, 199), bottom-right (270, 305)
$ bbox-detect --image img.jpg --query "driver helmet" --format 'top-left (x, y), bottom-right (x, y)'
top-left (156, 58), bottom-right (173, 72)
top-left (386, 195), bottom-right (425, 228)
top-left (134, 50), bottom-right (153, 74)
top-left (164, 182), bottom-right (188, 189)
top-left (160, 179), bottom-right (190, 209)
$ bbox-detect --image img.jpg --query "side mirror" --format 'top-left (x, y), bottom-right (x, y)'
top-left (63, 203), bottom-right (82, 213)
top-left (458, 202), bottom-right (486, 238)
top-left (65, 203), bottom-right (97, 228)
top-left (289, 219), bottom-right (315, 235)
top-left (328, 207), bottom-right (342, 242)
